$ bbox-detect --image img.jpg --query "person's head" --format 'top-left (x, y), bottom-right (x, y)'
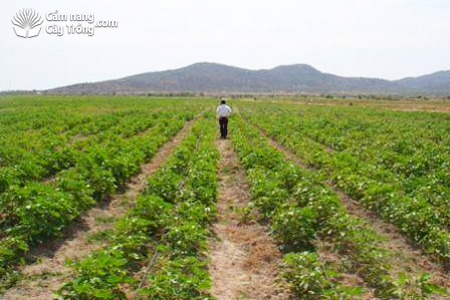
top-left (221, 100), bottom-right (226, 104)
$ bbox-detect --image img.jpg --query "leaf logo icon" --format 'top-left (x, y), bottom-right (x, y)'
top-left (12, 9), bottom-right (44, 38)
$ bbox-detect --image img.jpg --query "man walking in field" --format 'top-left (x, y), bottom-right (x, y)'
top-left (216, 99), bottom-right (232, 139)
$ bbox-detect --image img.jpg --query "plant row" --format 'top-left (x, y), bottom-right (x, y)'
top-left (242, 104), bottom-right (450, 225)
top-left (0, 110), bottom-right (195, 291)
top-left (0, 109), bottom-right (175, 190)
top-left (57, 114), bottom-right (219, 300)
top-left (230, 116), bottom-right (446, 299)
top-left (240, 106), bottom-right (450, 263)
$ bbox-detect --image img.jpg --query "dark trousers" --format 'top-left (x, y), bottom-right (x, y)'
top-left (219, 117), bottom-right (229, 138)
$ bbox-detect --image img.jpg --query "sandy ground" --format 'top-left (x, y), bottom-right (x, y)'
top-left (1, 118), bottom-right (197, 300)
top-left (208, 137), bottom-right (291, 300)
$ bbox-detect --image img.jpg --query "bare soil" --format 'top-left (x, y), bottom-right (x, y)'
top-left (209, 138), bottom-right (291, 300)
top-left (1, 119), bottom-right (196, 300)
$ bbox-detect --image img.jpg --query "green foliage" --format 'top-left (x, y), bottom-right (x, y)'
top-left (240, 102), bottom-right (450, 263)
top-left (272, 204), bottom-right (318, 251)
top-left (283, 252), bottom-right (364, 299)
top-left (138, 256), bottom-right (214, 300)
top-left (230, 114), bottom-right (447, 299)
top-left (57, 116), bottom-right (219, 299)
top-left (0, 97), bottom-right (208, 286)
top-left (59, 250), bottom-right (133, 300)
top-left (391, 272), bottom-right (448, 300)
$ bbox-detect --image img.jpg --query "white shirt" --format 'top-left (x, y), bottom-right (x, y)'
top-left (216, 104), bottom-right (232, 117)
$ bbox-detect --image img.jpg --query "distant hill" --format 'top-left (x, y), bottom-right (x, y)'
top-left (396, 71), bottom-right (450, 94)
top-left (45, 62), bottom-right (450, 95)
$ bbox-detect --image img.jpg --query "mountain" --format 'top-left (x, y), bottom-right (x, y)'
top-left (45, 63), bottom-right (450, 95)
top-left (396, 71), bottom-right (450, 94)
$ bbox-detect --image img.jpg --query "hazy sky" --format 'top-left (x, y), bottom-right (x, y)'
top-left (1, 0), bottom-right (449, 91)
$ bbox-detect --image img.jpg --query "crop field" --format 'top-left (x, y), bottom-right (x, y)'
top-left (0, 95), bottom-right (450, 300)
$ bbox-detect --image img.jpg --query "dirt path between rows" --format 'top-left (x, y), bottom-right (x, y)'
top-left (246, 119), bottom-right (450, 290)
top-left (208, 138), bottom-right (291, 300)
top-left (1, 118), bottom-right (197, 300)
